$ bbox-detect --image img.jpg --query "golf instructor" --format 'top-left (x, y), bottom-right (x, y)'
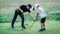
top-left (11, 4), bottom-right (35, 29)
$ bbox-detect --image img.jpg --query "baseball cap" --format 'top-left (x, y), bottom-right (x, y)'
top-left (35, 4), bottom-right (39, 7)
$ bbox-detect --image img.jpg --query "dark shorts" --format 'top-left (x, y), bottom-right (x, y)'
top-left (41, 17), bottom-right (46, 23)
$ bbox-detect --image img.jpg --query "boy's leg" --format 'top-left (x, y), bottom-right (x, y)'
top-left (43, 23), bottom-right (45, 30)
top-left (41, 23), bottom-right (44, 29)
top-left (39, 17), bottom-right (46, 32)
top-left (11, 10), bottom-right (18, 28)
top-left (41, 23), bottom-right (45, 30)
top-left (39, 23), bottom-right (44, 32)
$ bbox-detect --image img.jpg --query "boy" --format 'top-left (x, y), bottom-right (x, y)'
top-left (35, 4), bottom-right (46, 32)
top-left (11, 4), bottom-right (35, 30)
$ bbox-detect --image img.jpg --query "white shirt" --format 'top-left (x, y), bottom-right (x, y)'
top-left (37, 7), bottom-right (46, 18)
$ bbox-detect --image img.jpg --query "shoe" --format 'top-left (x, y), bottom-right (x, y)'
top-left (38, 29), bottom-right (43, 32)
top-left (21, 28), bottom-right (24, 31)
top-left (43, 28), bottom-right (46, 31)
top-left (21, 26), bottom-right (26, 31)
top-left (22, 26), bottom-right (26, 29)
top-left (11, 25), bottom-right (14, 29)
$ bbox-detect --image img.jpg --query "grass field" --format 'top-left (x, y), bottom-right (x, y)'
top-left (0, 20), bottom-right (60, 34)
top-left (0, 0), bottom-right (60, 34)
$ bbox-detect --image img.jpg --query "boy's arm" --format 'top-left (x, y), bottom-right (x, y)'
top-left (36, 13), bottom-right (39, 20)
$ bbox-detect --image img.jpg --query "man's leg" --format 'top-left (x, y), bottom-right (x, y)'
top-left (11, 10), bottom-right (18, 28)
top-left (19, 13), bottom-right (26, 29)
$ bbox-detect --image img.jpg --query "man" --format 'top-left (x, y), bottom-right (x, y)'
top-left (11, 4), bottom-right (35, 29)
top-left (35, 4), bottom-right (46, 32)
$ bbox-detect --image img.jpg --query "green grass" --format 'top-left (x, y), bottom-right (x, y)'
top-left (0, 0), bottom-right (60, 34)
top-left (0, 20), bottom-right (60, 34)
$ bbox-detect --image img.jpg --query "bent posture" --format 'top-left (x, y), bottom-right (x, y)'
top-left (11, 4), bottom-right (35, 29)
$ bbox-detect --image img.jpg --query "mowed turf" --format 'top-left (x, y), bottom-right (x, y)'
top-left (0, 0), bottom-right (60, 34)
top-left (0, 20), bottom-right (60, 34)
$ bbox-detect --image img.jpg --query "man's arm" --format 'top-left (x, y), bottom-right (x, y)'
top-left (29, 12), bottom-right (35, 20)
top-left (18, 7), bottom-right (23, 13)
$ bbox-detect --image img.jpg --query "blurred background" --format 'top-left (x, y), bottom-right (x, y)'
top-left (0, 0), bottom-right (60, 22)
